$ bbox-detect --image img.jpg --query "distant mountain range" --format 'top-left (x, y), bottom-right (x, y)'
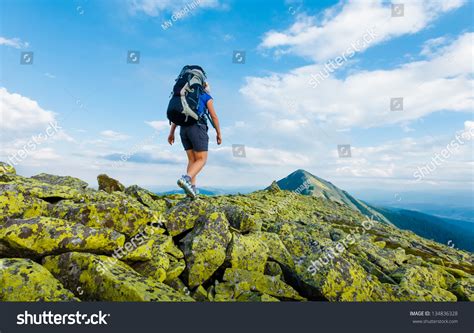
top-left (273, 170), bottom-right (473, 252)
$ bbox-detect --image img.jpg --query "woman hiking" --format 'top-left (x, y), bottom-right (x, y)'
top-left (167, 66), bottom-right (222, 199)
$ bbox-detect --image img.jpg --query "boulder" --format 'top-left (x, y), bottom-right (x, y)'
top-left (163, 199), bottom-right (209, 236)
top-left (220, 204), bottom-right (261, 233)
top-left (0, 258), bottom-right (78, 301)
top-left (450, 278), bottom-right (474, 301)
top-left (97, 174), bottom-right (125, 193)
top-left (181, 211), bottom-right (232, 287)
top-left (259, 232), bottom-right (294, 268)
top-left (48, 199), bottom-right (158, 237)
top-left (0, 217), bottom-right (125, 257)
top-left (0, 184), bottom-right (49, 223)
top-left (132, 251), bottom-right (170, 282)
top-left (390, 265), bottom-right (458, 301)
top-left (226, 232), bottom-right (269, 272)
top-left (301, 254), bottom-right (391, 301)
top-left (125, 185), bottom-right (166, 212)
top-left (42, 252), bottom-right (194, 301)
top-left (31, 173), bottom-right (88, 190)
top-left (0, 162), bottom-right (15, 175)
top-left (223, 268), bottom-right (305, 301)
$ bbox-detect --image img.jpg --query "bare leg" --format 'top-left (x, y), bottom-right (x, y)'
top-left (187, 150), bottom-right (208, 182)
top-left (185, 150), bottom-right (196, 185)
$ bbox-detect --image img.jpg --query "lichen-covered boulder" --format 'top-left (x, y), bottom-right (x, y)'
top-left (132, 251), bottom-right (170, 282)
top-left (129, 234), bottom-right (185, 282)
top-left (181, 211), bottom-right (232, 287)
top-left (220, 204), bottom-right (261, 233)
top-left (226, 233), bottom-right (269, 272)
top-left (450, 278), bottom-right (474, 301)
top-left (97, 174), bottom-right (125, 193)
top-left (48, 199), bottom-right (158, 236)
top-left (0, 258), bottom-right (78, 301)
top-left (31, 173), bottom-right (88, 190)
top-left (163, 199), bottom-right (209, 236)
top-left (0, 162), bottom-right (15, 175)
top-left (0, 184), bottom-right (49, 223)
top-left (125, 185), bottom-right (167, 212)
top-left (0, 217), bottom-right (125, 257)
top-left (259, 232), bottom-right (294, 269)
top-left (302, 254), bottom-right (390, 301)
top-left (390, 265), bottom-right (458, 301)
top-left (7, 179), bottom-right (84, 202)
top-left (223, 268), bottom-right (305, 301)
top-left (165, 258), bottom-right (186, 281)
top-left (42, 252), bottom-right (194, 301)
top-left (121, 239), bottom-right (155, 261)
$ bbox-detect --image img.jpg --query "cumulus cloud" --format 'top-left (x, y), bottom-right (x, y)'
top-left (0, 87), bottom-right (56, 132)
top-left (242, 32), bottom-right (473, 129)
top-left (260, 0), bottom-right (465, 62)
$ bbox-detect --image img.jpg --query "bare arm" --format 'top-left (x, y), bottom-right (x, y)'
top-left (168, 123), bottom-right (177, 145)
top-left (207, 99), bottom-right (222, 145)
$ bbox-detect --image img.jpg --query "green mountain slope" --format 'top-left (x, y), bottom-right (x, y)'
top-left (272, 169), bottom-right (390, 223)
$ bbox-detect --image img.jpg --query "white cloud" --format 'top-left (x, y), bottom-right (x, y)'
top-left (0, 36), bottom-right (29, 49)
top-left (260, 0), bottom-right (465, 62)
top-left (242, 32), bottom-right (473, 129)
top-left (129, 0), bottom-right (221, 16)
top-left (0, 87), bottom-right (56, 132)
top-left (100, 130), bottom-right (130, 141)
top-left (146, 120), bottom-right (169, 132)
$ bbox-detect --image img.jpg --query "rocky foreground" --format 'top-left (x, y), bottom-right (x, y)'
top-left (0, 162), bottom-right (472, 302)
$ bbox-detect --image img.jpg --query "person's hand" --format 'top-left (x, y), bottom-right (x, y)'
top-left (216, 133), bottom-right (222, 145)
top-left (168, 133), bottom-right (175, 145)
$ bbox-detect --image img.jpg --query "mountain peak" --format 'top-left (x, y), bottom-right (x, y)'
top-left (274, 170), bottom-right (389, 223)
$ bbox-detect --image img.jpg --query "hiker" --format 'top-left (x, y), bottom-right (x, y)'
top-left (167, 66), bottom-right (222, 198)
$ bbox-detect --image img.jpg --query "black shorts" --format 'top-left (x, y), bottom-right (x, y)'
top-left (180, 122), bottom-right (209, 152)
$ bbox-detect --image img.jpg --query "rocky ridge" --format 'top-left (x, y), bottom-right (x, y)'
top-left (0, 161), bottom-right (472, 302)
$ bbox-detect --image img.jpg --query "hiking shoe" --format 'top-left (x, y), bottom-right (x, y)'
top-left (177, 175), bottom-right (196, 199)
top-left (192, 185), bottom-right (199, 196)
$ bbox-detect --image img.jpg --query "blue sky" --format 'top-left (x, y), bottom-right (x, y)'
top-left (0, 0), bottom-right (473, 194)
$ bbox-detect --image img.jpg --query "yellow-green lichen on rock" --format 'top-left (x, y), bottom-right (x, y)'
top-left (0, 184), bottom-right (50, 223)
top-left (226, 232), bottom-right (269, 272)
top-left (31, 173), bottom-right (88, 190)
top-left (181, 210), bottom-right (232, 287)
top-left (0, 162), bottom-right (16, 175)
top-left (47, 199), bottom-right (157, 237)
top-left (0, 164), bottom-right (472, 303)
top-left (0, 217), bottom-right (125, 257)
top-left (223, 268), bottom-right (305, 301)
top-left (42, 252), bottom-right (194, 301)
top-left (164, 199), bottom-right (209, 236)
top-left (0, 258), bottom-right (78, 301)
top-left (97, 174), bottom-right (125, 193)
